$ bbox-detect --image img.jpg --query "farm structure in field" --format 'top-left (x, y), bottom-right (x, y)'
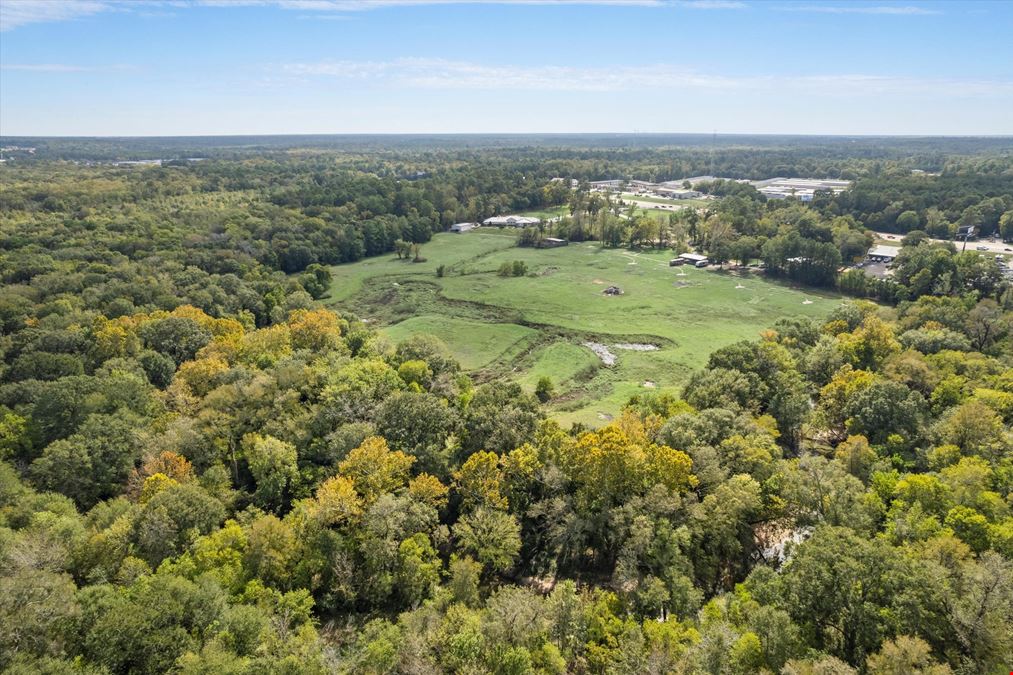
top-left (483, 215), bottom-right (542, 227)
top-left (538, 237), bottom-right (568, 248)
top-left (677, 253), bottom-right (710, 267)
top-left (450, 222), bottom-right (478, 233)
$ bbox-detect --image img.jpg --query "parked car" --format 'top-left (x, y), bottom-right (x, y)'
top-left (976, 246), bottom-right (989, 251)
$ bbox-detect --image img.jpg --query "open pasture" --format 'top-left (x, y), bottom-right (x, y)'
top-left (328, 231), bottom-right (841, 426)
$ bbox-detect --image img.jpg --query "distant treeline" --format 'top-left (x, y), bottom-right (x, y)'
top-left (5, 133), bottom-right (1013, 166)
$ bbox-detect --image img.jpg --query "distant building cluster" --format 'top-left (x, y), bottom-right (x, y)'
top-left (751, 177), bottom-right (852, 202)
top-left (585, 175), bottom-right (852, 203)
top-left (589, 179), bottom-right (703, 200)
top-left (0, 145), bottom-right (37, 163)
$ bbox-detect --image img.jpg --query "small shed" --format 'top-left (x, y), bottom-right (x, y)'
top-left (450, 222), bottom-right (478, 233)
top-left (539, 237), bottom-right (568, 248)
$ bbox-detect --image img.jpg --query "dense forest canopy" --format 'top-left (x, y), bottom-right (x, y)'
top-left (0, 136), bottom-right (1011, 674)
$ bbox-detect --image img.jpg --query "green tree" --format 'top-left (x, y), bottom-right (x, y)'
top-left (0, 569), bottom-right (80, 670)
top-left (140, 316), bottom-right (213, 366)
top-left (454, 507), bottom-right (522, 574)
top-left (30, 413), bottom-right (144, 509)
top-left (843, 379), bottom-right (924, 446)
top-left (243, 434), bottom-right (298, 512)
top-left (778, 526), bottom-right (911, 666)
top-left (134, 482), bottom-right (226, 565)
top-left (462, 383), bottom-right (541, 455)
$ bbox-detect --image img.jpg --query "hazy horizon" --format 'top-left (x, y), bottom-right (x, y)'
top-left (4, 132), bottom-right (1013, 140)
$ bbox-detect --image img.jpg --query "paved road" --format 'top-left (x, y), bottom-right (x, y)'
top-left (874, 232), bottom-right (1012, 255)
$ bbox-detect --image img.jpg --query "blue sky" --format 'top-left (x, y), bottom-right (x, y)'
top-left (1, 0), bottom-right (1011, 136)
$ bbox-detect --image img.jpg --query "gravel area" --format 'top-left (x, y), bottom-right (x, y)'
top-left (583, 342), bottom-right (616, 366)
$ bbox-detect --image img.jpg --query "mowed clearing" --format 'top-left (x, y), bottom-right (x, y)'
top-left (383, 316), bottom-right (537, 371)
top-left (327, 230), bottom-right (841, 426)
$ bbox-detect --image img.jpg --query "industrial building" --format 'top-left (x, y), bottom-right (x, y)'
top-left (589, 178), bottom-right (702, 199)
top-left (752, 177), bottom-right (852, 202)
top-left (866, 244), bottom-right (901, 263)
top-left (482, 215), bottom-right (541, 227)
top-left (654, 184), bottom-right (704, 199)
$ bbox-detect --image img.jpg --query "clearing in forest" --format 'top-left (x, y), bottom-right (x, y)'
top-left (327, 230), bottom-right (840, 426)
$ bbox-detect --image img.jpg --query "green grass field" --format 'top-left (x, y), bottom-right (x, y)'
top-left (619, 193), bottom-right (711, 209)
top-left (383, 315), bottom-right (537, 371)
top-left (516, 205), bottom-right (570, 220)
top-left (328, 231), bottom-right (842, 426)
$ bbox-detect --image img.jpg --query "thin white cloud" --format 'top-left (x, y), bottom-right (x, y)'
top-left (1, 63), bottom-right (136, 72)
top-left (680, 0), bottom-right (745, 8)
top-left (775, 4), bottom-right (940, 15)
top-left (1, 0), bottom-right (743, 31)
top-left (1, 63), bottom-right (91, 72)
top-left (279, 57), bottom-right (1013, 97)
top-left (198, 0), bottom-right (670, 9)
top-left (0, 0), bottom-right (111, 31)
top-left (0, 0), bottom-right (943, 32)
top-left (198, 0), bottom-right (746, 10)
top-left (283, 58), bottom-right (737, 90)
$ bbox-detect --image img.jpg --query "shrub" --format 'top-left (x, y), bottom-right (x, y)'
top-left (535, 377), bottom-right (555, 403)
